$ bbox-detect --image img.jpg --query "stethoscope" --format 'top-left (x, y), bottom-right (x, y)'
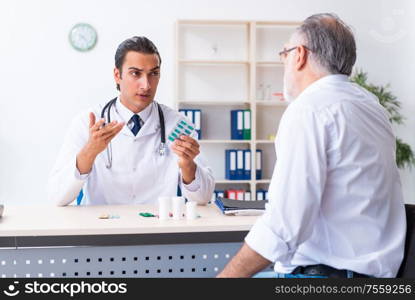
top-left (100, 97), bottom-right (166, 169)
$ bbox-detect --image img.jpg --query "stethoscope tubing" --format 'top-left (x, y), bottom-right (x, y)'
top-left (100, 98), bottom-right (166, 168)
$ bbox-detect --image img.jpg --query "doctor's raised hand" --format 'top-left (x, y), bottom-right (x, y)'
top-left (76, 112), bottom-right (125, 174)
top-left (171, 135), bottom-right (200, 184)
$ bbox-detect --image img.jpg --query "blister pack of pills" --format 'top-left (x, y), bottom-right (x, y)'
top-left (167, 119), bottom-right (195, 143)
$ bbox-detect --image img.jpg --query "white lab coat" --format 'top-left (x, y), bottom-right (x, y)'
top-left (48, 99), bottom-right (215, 206)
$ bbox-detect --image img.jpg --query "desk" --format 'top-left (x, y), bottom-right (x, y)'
top-left (0, 204), bottom-right (260, 278)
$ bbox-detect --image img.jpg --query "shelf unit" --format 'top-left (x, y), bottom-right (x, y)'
top-left (179, 60), bottom-right (249, 64)
top-left (175, 20), bottom-right (299, 200)
top-left (199, 140), bottom-right (251, 144)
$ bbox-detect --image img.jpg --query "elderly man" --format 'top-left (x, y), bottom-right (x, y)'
top-left (218, 13), bottom-right (406, 278)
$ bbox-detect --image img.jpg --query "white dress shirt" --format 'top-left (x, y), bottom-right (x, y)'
top-left (48, 98), bottom-right (215, 206)
top-left (245, 75), bottom-right (406, 278)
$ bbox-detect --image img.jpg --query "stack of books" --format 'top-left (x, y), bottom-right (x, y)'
top-left (215, 197), bottom-right (267, 216)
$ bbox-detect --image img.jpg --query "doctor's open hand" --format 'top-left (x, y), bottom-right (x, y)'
top-left (171, 135), bottom-right (200, 184)
top-left (76, 112), bottom-right (125, 174)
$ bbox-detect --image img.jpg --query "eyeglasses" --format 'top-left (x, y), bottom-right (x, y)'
top-left (278, 45), bottom-right (311, 62)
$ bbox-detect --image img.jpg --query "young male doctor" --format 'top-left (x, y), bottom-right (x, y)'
top-left (48, 36), bottom-right (215, 206)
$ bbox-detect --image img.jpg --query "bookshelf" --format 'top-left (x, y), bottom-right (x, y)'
top-left (175, 20), bottom-right (299, 200)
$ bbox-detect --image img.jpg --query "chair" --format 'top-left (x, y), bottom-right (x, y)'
top-left (397, 204), bottom-right (415, 278)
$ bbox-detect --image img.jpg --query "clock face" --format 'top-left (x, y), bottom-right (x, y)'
top-left (69, 23), bottom-right (97, 51)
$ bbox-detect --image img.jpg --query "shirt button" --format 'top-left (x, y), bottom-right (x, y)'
top-left (132, 195), bottom-right (136, 199)
top-left (133, 167), bottom-right (137, 171)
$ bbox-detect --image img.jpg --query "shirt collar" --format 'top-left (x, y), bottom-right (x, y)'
top-left (296, 74), bottom-right (350, 101)
top-left (114, 96), bottom-right (153, 123)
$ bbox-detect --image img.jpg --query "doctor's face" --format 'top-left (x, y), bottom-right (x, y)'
top-left (114, 51), bottom-right (160, 113)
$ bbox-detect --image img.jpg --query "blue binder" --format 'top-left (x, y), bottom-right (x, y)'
top-left (225, 150), bottom-right (237, 180)
top-left (231, 110), bottom-right (243, 140)
top-left (178, 109), bottom-right (187, 118)
top-left (214, 190), bottom-right (225, 201)
top-left (193, 109), bottom-right (202, 139)
top-left (236, 149), bottom-right (244, 180)
top-left (256, 189), bottom-right (266, 201)
top-left (243, 149), bottom-right (251, 180)
top-left (256, 149), bottom-right (262, 180)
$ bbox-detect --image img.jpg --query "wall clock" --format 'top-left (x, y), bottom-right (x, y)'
top-left (69, 23), bottom-right (97, 52)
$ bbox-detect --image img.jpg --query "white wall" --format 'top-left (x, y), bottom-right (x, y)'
top-left (0, 0), bottom-right (413, 205)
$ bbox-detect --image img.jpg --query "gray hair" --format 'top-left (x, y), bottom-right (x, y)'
top-left (295, 13), bottom-right (356, 76)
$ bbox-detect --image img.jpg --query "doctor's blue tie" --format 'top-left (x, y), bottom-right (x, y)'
top-left (130, 114), bottom-right (142, 136)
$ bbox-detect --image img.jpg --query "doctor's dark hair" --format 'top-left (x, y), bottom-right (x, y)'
top-left (114, 36), bottom-right (162, 90)
top-left (296, 13), bottom-right (356, 76)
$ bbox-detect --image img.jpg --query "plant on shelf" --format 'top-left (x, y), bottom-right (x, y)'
top-left (351, 70), bottom-right (415, 169)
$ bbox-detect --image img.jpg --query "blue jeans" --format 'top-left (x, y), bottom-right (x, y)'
top-left (253, 271), bottom-right (328, 278)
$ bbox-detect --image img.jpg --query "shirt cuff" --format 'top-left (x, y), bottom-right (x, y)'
top-left (181, 164), bottom-right (201, 192)
top-left (74, 163), bottom-right (90, 181)
top-left (245, 214), bottom-right (292, 263)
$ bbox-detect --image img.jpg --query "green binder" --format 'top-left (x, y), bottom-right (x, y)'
top-left (243, 109), bottom-right (251, 140)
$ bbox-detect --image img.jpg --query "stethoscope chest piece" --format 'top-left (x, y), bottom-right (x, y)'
top-left (159, 142), bottom-right (166, 156)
